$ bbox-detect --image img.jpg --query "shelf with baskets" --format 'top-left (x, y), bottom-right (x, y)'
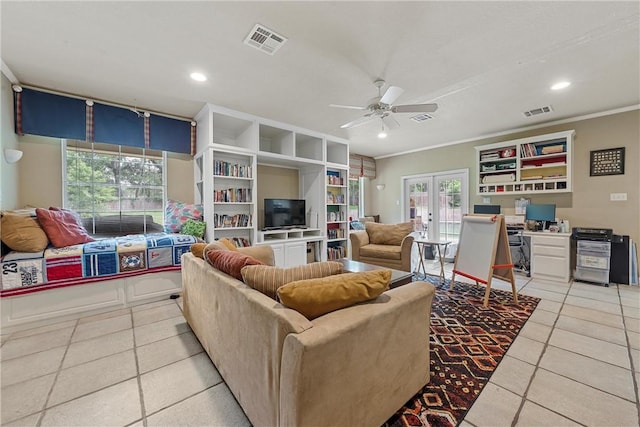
top-left (326, 167), bottom-right (348, 259)
top-left (476, 130), bottom-right (574, 195)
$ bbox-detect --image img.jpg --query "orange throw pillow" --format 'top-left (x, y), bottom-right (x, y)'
top-left (35, 208), bottom-right (95, 248)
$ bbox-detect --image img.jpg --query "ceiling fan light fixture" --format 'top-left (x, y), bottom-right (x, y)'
top-left (377, 123), bottom-right (387, 139)
top-left (551, 81), bottom-right (571, 90)
top-left (190, 72), bottom-right (207, 82)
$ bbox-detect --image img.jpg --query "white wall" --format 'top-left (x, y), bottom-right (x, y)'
top-left (1, 73), bottom-right (21, 210)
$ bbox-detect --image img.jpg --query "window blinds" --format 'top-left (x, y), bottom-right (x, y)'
top-left (348, 153), bottom-right (376, 179)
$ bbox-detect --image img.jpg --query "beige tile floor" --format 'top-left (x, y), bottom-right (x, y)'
top-left (1, 260), bottom-right (639, 427)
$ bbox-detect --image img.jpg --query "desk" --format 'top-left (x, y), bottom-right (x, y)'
top-left (414, 239), bottom-right (451, 283)
top-left (523, 231), bottom-right (571, 282)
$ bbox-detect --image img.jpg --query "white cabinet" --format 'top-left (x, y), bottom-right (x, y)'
top-left (256, 229), bottom-right (323, 267)
top-left (476, 130), bottom-right (574, 196)
top-left (525, 232), bottom-right (571, 282)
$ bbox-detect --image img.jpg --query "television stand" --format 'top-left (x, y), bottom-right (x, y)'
top-left (256, 228), bottom-right (324, 268)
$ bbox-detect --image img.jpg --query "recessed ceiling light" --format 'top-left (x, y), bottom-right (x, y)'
top-left (551, 81), bottom-right (571, 90)
top-left (190, 72), bottom-right (207, 82)
top-left (377, 130), bottom-right (387, 139)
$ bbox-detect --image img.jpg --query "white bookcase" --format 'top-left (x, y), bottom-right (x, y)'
top-left (476, 130), bottom-right (574, 196)
top-left (195, 103), bottom-right (349, 263)
top-left (195, 147), bottom-right (256, 245)
top-left (325, 167), bottom-right (349, 260)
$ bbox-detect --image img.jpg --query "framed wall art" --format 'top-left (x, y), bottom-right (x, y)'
top-left (590, 147), bottom-right (625, 176)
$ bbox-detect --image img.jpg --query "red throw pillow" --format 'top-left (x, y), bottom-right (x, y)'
top-left (206, 250), bottom-right (264, 280)
top-left (36, 208), bottom-right (95, 248)
top-left (49, 206), bottom-right (84, 228)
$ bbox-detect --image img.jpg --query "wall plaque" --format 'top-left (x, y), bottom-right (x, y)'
top-left (590, 147), bottom-right (625, 176)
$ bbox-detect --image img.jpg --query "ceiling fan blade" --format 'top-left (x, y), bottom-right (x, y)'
top-left (380, 86), bottom-right (404, 105)
top-left (329, 103), bottom-right (367, 110)
top-left (340, 116), bottom-right (375, 129)
top-left (382, 115), bottom-right (400, 130)
top-left (391, 103), bottom-right (438, 113)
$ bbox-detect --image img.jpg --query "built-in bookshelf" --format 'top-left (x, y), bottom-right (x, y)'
top-left (326, 167), bottom-right (349, 260)
top-left (195, 103), bottom-right (350, 263)
top-left (194, 146), bottom-right (257, 244)
top-left (476, 130), bottom-right (574, 195)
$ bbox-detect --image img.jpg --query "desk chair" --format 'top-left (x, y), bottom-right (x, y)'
top-left (508, 229), bottom-right (530, 275)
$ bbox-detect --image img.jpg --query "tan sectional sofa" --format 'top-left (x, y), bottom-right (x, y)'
top-left (181, 250), bottom-right (435, 427)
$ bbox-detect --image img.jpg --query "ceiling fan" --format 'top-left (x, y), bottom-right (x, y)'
top-left (330, 79), bottom-right (438, 130)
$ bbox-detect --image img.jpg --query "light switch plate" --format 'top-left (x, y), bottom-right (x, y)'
top-left (610, 192), bottom-right (627, 201)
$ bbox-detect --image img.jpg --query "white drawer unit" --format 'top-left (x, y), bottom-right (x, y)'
top-left (525, 232), bottom-right (572, 282)
top-left (573, 234), bottom-right (612, 286)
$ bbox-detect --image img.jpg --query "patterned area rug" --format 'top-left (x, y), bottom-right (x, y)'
top-left (383, 274), bottom-right (540, 427)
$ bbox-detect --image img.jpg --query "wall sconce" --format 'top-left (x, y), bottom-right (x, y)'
top-left (4, 149), bottom-right (23, 164)
top-left (376, 184), bottom-right (386, 191)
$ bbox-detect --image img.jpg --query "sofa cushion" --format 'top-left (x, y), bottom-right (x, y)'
top-left (360, 244), bottom-right (402, 260)
top-left (0, 212), bottom-right (49, 252)
top-left (35, 208), bottom-right (95, 248)
top-left (203, 240), bottom-right (230, 258)
top-left (219, 238), bottom-right (239, 251)
top-left (365, 221), bottom-right (413, 246)
top-left (203, 243), bottom-right (275, 266)
top-left (241, 261), bottom-right (344, 299)
top-left (190, 242), bottom-right (207, 259)
top-left (206, 249), bottom-right (265, 280)
top-left (277, 269), bottom-right (391, 319)
top-left (236, 246), bottom-right (275, 266)
top-left (164, 199), bottom-right (203, 233)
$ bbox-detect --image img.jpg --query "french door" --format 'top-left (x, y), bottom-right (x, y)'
top-left (402, 169), bottom-right (469, 245)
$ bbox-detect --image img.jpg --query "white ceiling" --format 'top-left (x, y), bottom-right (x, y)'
top-left (2, 1), bottom-right (639, 158)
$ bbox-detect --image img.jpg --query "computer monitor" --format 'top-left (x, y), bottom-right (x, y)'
top-left (525, 204), bottom-right (556, 230)
top-left (473, 204), bottom-right (501, 214)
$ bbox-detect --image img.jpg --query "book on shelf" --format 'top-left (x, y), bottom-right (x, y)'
top-left (540, 144), bottom-right (565, 155)
top-left (214, 160), bottom-right (252, 178)
top-left (326, 192), bottom-right (345, 204)
top-left (216, 237), bottom-right (251, 248)
top-left (327, 244), bottom-right (346, 260)
top-left (213, 213), bottom-right (252, 228)
top-left (214, 188), bottom-right (252, 203)
top-left (480, 152), bottom-right (500, 161)
top-left (326, 170), bottom-right (344, 185)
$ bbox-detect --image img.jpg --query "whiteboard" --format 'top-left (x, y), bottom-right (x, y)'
top-left (453, 215), bottom-right (501, 283)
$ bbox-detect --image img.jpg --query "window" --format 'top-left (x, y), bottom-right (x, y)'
top-left (63, 140), bottom-right (166, 235)
top-left (348, 178), bottom-right (363, 220)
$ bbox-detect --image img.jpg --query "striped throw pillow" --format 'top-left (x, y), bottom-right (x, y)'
top-left (241, 261), bottom-right (344, 299)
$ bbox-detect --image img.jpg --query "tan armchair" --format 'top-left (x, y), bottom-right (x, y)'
top-left (350, 221), bottom-right (414, 272)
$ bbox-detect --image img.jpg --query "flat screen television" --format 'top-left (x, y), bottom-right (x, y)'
top-left (525, 204), bottom-right (556, 230)
top-left (473, 204), bottom-right (501, 214)
top-left (264, 199), bottom-right (306, 229)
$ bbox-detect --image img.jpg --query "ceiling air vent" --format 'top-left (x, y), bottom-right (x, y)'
top-left (410, 113), bottom-right (433, 123)
top-left (244, 24), bottom-right (287, 55)
top-left (523, 105), bottom-right (553, 117)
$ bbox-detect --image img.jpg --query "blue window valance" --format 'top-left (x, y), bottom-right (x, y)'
top-left (14, 87), bottom-right (195, 155)
top-left (17, 88), bottom-right (86, 140)
top-left (93, 102), bottom-right (145, 149)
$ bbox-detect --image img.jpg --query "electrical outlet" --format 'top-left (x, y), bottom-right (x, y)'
top-left (483, 197), bottom-right (491, 204)
top-left (610, 193), bottom-right (627, 201)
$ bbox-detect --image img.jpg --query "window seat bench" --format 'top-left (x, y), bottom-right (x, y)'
top-left (1, 233), bottom-right (195, 329)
